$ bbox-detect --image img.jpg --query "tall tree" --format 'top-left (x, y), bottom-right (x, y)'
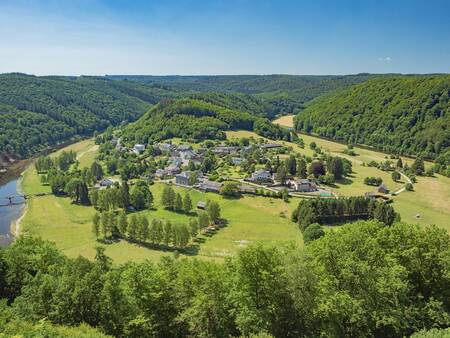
top-left (183, 194), bottom-right (193, 214)
top-left (90, 161), bottom-right (104, 181)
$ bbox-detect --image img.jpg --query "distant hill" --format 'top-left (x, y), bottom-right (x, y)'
top-left (107, 74), bottom-right (380, 117)
top-left (0, 74), bottom-right (175, 157)
top-left (294, 75), bottom-right (450, 160)
top-left (122, 98), bottom-right (289, 145)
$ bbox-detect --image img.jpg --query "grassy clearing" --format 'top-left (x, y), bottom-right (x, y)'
top-left (227, 129), bottom-right (450, 231)
top-left (21, 138), bottom-right (303, 263)
top-left (273, 115), bottom-right (295, 128)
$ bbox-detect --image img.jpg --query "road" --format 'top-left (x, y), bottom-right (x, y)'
top-left (392, 172), bottom-right (412, 195)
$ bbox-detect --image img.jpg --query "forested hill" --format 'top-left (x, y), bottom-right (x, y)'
top-left (0, 74), bottom-right (176, 158)
top-left (122, 98), bottom-right (288, 145)
top-left (294, 75), bottom-right (450, 160)
top-left (107, 74), bottom-right (380, 117)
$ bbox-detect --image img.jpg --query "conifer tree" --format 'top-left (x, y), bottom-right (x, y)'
top-left (183, 194), bottom-right (193, 214)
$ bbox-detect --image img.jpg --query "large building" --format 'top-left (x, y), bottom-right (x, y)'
top-left (293, 179), bottom-right (317, 192)
top-left (251, 169), bottom-right (272, 182)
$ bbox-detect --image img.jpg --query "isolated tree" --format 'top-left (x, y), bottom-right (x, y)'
top-left (183, 193), bottom-right (193, 214)
top-left (396, 158), bottom-right (403, 169)
top-left (391, 171), bottom-right (401, 182)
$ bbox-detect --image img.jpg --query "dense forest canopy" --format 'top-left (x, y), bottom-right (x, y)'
top-left (107, 73), bottom-right (380, 117)
top-left (122, 98), bottom-right (289, 144)
top-left (0, 74), bottom-right (167, 157)
top-left (294, 75), bottom-right (450, 160)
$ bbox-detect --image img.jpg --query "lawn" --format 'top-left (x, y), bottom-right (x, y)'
top-left (20, 139), bottom-right (303, 263)
top-left (227, 129), bottom-right (450, 231)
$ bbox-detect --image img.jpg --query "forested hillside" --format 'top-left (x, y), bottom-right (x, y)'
top-left (0, 74), bottom-right (172, 158)
top-left (295, 75), bottom-right (450, 160)
top-left (122, 98), bottom-right (288, 144)
top-left (107, 73), bottom-right (380, 117)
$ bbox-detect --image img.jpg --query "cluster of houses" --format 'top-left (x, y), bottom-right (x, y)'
top-left (248, 169), bottom-right (318, 193)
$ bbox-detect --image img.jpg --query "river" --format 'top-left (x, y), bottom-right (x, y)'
top-left (0, 177), bottom-right (25, 246)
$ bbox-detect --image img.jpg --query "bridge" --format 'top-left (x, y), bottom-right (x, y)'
top-left (0, 193), bottom-right (50, 207)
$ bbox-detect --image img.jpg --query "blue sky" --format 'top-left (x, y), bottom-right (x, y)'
top-left (0, 0), bottom-right (449, 75)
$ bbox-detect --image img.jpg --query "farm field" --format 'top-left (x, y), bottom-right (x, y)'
top-left (20, 139), bottom-right (303, 263)
top-left (228, 127), bottom-right (450, 231)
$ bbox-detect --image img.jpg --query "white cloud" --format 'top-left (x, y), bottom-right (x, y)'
top-left (378, 56), bottom-right (392, 62)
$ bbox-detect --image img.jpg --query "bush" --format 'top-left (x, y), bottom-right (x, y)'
top-left (303, 223), bottom-right (325, 243)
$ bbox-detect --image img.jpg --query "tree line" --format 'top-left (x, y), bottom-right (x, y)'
top-left (292, 196), bottom-right (399, 231)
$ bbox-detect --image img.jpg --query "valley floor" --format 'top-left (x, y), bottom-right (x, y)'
top-left (19, 123), bottom-right (450, 264)
top-left (20, 139), bottom-right (302, 263)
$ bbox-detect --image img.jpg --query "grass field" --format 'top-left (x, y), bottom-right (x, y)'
top-left (20, 126), bottom-right (449, 263)
top-left (228, 128), bottom-right (450, 231)
top-left (20, 139), bottom-right (303, 263)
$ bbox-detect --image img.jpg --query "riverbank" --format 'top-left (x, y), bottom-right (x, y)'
top-left (0, 158), bottom-right (33, 186)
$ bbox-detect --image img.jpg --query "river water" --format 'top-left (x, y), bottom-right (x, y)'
top-left (0, 178), bottom-right (25, 246)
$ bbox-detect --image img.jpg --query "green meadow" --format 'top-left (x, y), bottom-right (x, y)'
top-left (20, 138), bottom-right (302, 263)
top-left (19, 124), bottom-right (450, 264)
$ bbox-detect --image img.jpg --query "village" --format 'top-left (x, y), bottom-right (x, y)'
top-left (105, 133), bottom-right (340, 202)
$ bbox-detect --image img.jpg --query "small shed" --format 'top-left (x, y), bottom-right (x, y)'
top-left (197, 201), bottom-right (207, 210)
top-left (378, 183), bottom-right (389, 194)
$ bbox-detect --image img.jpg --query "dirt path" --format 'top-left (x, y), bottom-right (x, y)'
top-left (392, 172), bottom-right (412, 195)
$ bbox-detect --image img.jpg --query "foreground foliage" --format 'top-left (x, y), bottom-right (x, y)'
top-left (1, 220), bottom-right (449, 337)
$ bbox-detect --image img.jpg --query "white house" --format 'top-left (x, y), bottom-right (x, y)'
top-left (251, 169), bottom-right (272, 182)
top-left (133, 144), bottom-right (145, 154)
